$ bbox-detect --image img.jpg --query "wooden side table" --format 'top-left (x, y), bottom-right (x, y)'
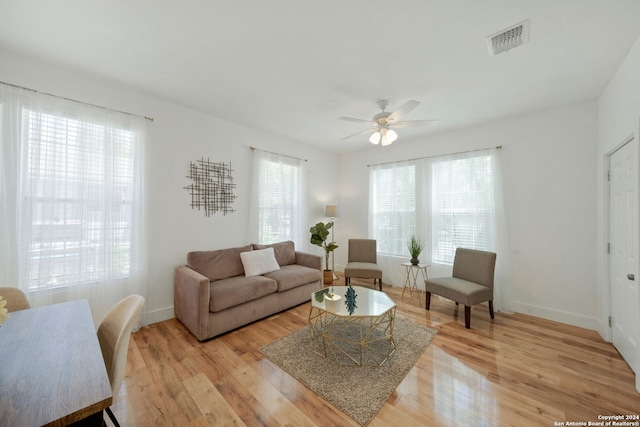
top-left (401, 262), bottom-right (430, 301)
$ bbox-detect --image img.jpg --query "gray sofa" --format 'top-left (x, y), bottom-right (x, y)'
top-left (174, 240), bottom-right (322, 341)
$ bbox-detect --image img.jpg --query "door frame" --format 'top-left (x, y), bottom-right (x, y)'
top-left (604, 132), bottom-right (640, 392)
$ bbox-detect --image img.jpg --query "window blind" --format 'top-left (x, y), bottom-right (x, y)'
top-left (21, 109), bottom-right (137, 289)
top-left (257, 157), bottom-right (300, 244)
top-left (431, 154), bottom-right (495, 264)
top-left (370, 163), bottom-right (416, 256)
top-left (369, 151), bottom-right (497, 264)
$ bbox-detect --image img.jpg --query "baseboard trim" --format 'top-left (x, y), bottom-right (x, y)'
top-left (145, 306), bottom-right (174, 325)
top-left (143, 301), bottom-right (602, 337)
top-left (512, 301), bottom-right (600, 331)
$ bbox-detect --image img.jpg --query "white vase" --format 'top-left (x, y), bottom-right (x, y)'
top-left (324, 294), bottom-right (342, 312)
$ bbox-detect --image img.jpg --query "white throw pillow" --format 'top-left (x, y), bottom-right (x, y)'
top-left (240, 247), bottom-right (281, 277)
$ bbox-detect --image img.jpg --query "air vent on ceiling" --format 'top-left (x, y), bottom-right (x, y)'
top-left (487, 20), bottom-right (529, 56)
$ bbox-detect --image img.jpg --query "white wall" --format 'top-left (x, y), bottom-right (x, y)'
top-left (337, 101), bottom-right (599, 330)
top-left (0, 49), bottom-right (339, 324)
top-left (597, 35), bottom-right (640, 390)
top-left (3, 39), bottom-right (632, 335)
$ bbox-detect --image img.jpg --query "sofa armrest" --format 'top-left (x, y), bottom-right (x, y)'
top-left (174, 265), bottom-right (211, 341)
top-left (295, 251), bottom-right (322, 270)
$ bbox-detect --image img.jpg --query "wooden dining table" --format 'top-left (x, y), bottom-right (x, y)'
top-left (0, 299), bottom-right (112, 427)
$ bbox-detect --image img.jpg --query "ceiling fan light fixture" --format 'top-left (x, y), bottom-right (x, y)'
top-left (340, 100), bottom-right (438, 145)
top-left (382, 129), bottom-right (398, 146)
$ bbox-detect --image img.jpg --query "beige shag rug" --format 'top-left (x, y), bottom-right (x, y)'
top-left (259, 316), bottom-right (437, 426)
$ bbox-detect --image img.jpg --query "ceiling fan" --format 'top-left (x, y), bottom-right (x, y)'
top-left (339, 99), bottom-right (439, 146)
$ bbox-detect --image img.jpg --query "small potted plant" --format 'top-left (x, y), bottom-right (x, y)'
top-left (309, 221), bottom-right (339, 284)
top-left (407, 235), bottom-right (424, 265)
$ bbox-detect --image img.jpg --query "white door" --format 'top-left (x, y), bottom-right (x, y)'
top-left (609, 138), bottom-right (639, 381)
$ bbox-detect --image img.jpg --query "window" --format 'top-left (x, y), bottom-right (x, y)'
top-left (256, 153), bottom-right (303, 245)
top-left (21, 109), bottom-right (138, 289)
top-left (431, 153), bottom-right (495, 264)
top-left (369, 150), bottom-right (498, 264)
top-left (1, 83), bottom-right (147, 326)
top-left (370, 162), bottom-right (416, 256)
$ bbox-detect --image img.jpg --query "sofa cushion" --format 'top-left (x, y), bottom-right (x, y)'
top-left (253, 240), bottom-right (296, 266)
top-left (263, 264), bottom-right (322, 292)
top-left (187, 244), bottom-right (253, 281)
top-left (240, 247), bottom-right (280, 277)
top-left (209, 275), bottom-right (278, 312)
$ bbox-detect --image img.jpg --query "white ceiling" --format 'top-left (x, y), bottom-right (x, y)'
top-left (2, 1), bottom-right (640, 153)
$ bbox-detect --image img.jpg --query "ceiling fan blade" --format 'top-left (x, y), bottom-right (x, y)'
top-left (387, 100), bottom-right (420, 123)
top-left (392, 119), bottom-right (440, 128)
top-left (339, 116), bottom-right (377, 125)
top-left (340, 128), bottom-right (376, 141)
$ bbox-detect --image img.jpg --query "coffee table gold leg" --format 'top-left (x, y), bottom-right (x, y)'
top-left (319, 307), bottom-right (396, 367)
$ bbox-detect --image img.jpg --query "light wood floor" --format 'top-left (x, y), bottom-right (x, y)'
top-left (113, 276), bottom-right (640, 426)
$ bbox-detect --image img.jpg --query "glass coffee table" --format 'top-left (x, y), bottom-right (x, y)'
top-left (309, 286), bottom-right (396, 367)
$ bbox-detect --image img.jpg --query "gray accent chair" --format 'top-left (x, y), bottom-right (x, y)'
top-left (425, 248), bottom-right (496, 329)
top-left (344, 239), bottom-right (382, 291)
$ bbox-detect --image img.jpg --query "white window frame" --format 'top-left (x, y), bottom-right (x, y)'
top-left (369, 162), bottom-right (419, 256)
top-left (430, 153), bottom-right (496, 265)
top-left (369, 151), bottom-right (497, 265)
top-left (19, 108), bottom-right (141, 290)
top-left (253, 151), bottom-right (305, 247)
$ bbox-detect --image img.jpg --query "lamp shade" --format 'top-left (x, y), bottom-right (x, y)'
top-left (324, 204), bottom-right (338, 218)
top-left (381, 129), bottom-right (397, 146)
top-left (370, 128), bottom-right (398, 146)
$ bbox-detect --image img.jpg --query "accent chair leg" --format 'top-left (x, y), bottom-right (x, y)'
top-left (378, 278), bottom-right (382, 291)
top-left (345, 277), bottom-right (349, 286)
top-left (489, 300), bottom-right (495, 319)
top-left (426, 292), bottom-right (431, 310)
top-left (106, 407), bottom-right (120, 427)
top-left (464, 306), bottom-right (471, 329)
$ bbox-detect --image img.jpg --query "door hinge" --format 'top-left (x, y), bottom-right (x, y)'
top-left (607, 170), bottom-right (611, 181)
top-left (607, 243), bottom-right (611, 254)
top-left (609, 316), bottom-right (612, 327)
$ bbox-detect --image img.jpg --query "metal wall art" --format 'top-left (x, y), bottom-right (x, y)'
top-left (184, 158), bottom-right (237, 217)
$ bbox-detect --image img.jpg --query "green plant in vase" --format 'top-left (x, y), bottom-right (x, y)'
top-left (309, 221), bottom-right (339, 284)
top-left (407, 235), bottom-right (424, 265)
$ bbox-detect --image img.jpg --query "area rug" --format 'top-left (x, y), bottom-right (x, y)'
top-left (259, 316), bottom-right (437, 426)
